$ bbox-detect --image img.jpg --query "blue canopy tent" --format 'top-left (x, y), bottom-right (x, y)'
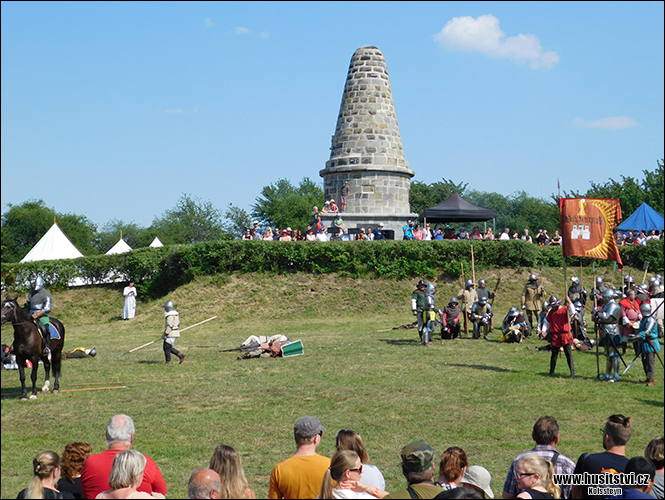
top-left (614, 202), bottom-right (664, 234)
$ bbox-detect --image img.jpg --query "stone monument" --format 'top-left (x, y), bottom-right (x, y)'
top-left (319, 45), bottom-right (417, 239)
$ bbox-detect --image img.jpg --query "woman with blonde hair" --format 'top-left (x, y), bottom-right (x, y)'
top-left (262, 227), bottom-right (274, 240)
top-left (319, 450), bottom-right (389, 499)
top-left (209, 444), bottom-right (255, 499)
top-left (336, 430), bottom-right (385, 491)
top-left (18, 451), bottom-right (74, 499)
top-left (57, 442), bottom-right (93, 499)
top-left (436, 446), bottom-right (468, 491)
top-left (515, 453), bottom-right (560, 499)
top-left (96, 450), bottom-right (164, 499)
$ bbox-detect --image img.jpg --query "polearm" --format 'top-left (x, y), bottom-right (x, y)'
top-left (461, 262), bottom-right (469, 338)
top-left (119, 316), bottom-right (218, 357)
top-left (642, 260), bottom-right (650, 286)
top-left (594, 292), bottom-right (601, 380)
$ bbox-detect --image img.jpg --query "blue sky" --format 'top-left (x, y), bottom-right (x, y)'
top-left (2, 1), bottom-right (663, 229)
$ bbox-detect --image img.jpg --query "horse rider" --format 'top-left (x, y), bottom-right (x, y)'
top-left (594, 289), bottom-right (623, 382)
top-left (25, 275), bottom-right (52, 359)
top-left (521, 273), bottom-right (545, 334)
top-left (411, 280), bottom-right (427, 341)
top-left (567, 276), bottom-right (587, 306)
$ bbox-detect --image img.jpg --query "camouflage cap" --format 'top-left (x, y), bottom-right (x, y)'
top-left (400, 441), bottom-right (435, 472)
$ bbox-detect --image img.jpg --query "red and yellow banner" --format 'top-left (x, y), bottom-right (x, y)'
top-left (559, 198), bottom-right (622, 266)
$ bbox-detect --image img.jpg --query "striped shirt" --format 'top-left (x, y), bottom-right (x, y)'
top-left (503, 445), bottom-right (575, 499)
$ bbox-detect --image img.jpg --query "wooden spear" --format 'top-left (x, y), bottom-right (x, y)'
top-left (119, 316), bottom-right (218, 357)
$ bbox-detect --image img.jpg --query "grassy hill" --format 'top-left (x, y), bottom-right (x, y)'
top-left (2, 267), bottom-right (663, 498)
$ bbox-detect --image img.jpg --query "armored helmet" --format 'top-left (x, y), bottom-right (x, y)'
top-left (637, 284), bottom-right (648, 293)
top-left (508, 307), bottom-right (520, 317)
top-left (529, 273), bottom-right (538, 281)
top-left (596, 276), bottom-right (604, 285)
top-left (656, 274), bottom-right (663, 281)
top-left (649, 276), bottom-right (656, 284)
top-left (542, 301), bottom-right (550, 309)
top-left (449, 297), bottom-right (459, 304)
top-left (602, 289), bottom-right (615, 303)
top-left (571, 276), bottom-right (580, 285)
top-left (624, 275), bottom-right (634, 284)
top-left (613, 289), bottom-right (623, 300)
top-left (478, 279), bottom-right (486, 287)
top-left (573, 300), bottom-right (583, 311)
top-left (164, 300), bottom-right (175, 312)
top-left (426, 283), bottom-right (436, 295)
top-left (465, 279), bottom-right (474, 288)
top-left (654, 279), bottom-right (662, 287)
top-left (417, 279), bottom-right (426, 288)
top-left (478, 296), bottom-right (488, 305)
top-left (640, 303), bottom-right (652, 315)
top-left (34, 275), bottom-right (45, 291)
top-left (549, 295), bottom-right (561, 307)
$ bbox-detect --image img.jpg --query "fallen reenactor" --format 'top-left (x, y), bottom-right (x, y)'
top-left (500, 307), bottom-right (528, 343)
top-left (62, 347), bottom-right (97, 359)
top-left (221, 335), bottom-right (303, 360)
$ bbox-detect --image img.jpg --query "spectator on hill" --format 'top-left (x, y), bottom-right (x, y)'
top-left (336, 429), bottom-right (386, 491)
top-left (334, 215), bottom-right (344, 231)
top-left (461, 466), bottom-right (493, 499)
top-left (341, 228), bottom-right (351, 241)
top-left (433, 224), bottom-right (444, 240)
top-left (625, 231), bottom-right (636, 245)
top-left (209, 444), bottom-right (255, 499)
top-left (340, 182), bottom-right (350, 212)
top-left (502, 416), bottom-right (575, 499)
top-left (536, 230), bottom-right (549, 246)
top-left (321, 201), bottom-right (332, 214)
top-left (403, 220), bottom-right (415, 240)
top-left (549, 231), bottom-right (561, 246)
top-left (312, 207), bottom-right (320, 225)
top-left (279, 229), bottom-right (292, 241)
top-left (319, 450), bottom-right (389, 499)
top-left (58, 442), bottom-right (93, 500)
top-left (372, 223), bottom-right (385, 240)
top-left (96, 449), bottom-right (165, 499)
top-left (521, 229), bottom-right (533, 243)
top-left (306, 228), bottom-right (317, 241)
top-left (263, 227), bottom-right (274, 240)
top-left (458, 228), bottom-right (469, 240)
top-left (470, 227), bottom-right (483, 240)
top-left (436, 447), bottom-right (468, 491)
top-left (645, 437), bottom-right (664, 499)
top-left (293, 229), bottom-right (305, 241)
top-left (357, 229), bottom-right (367, 241)
top-left (273, 228), bottom-right (281, 241)
top-left (499, 228), bottom-right (511, 241)
top-left (646, 230), bottom-right (659, 241)
top-left (636, 231), bottom-right (647, 246)
top-left (242, 228), bottom-right (252, 240)
top-left (268, 416), bottom-right (331, 499)
top-left (424, 223), bottom-right (433, 240)
top-left (445, 226), bottom-right (458, 240)
top-left (571, 414), bottom-right (631, 499)
top-left (512, 233), bottom-right (520, 240)
top-left (81, 414), bottom-right (167, 499)
top-left (385, 441), bottom-right (443, 499)
top-left (17, 450), bottom-right (75, 499)
top-left (187, 468), bottom-right (221, 499)
top-left (329, 199), bottom-right (340, 213)
top-left (484, 228), bottom-right (495, 241)
top-left (252, 220), bottom-right (262, 236)
top-left (413, 223), bottom-right (424, 240)
top-left (317, 225), bottom-right (330, 242)
top-left (513, 454), bottom-right (560, 499)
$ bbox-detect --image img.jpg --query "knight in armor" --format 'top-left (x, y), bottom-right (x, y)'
top-left (621, 275), bottom-right (636, 297)
top-left (411, 280), bottom-right (427, 341)
top-left (441, 297), bottom-right (461, 340)
top-left (521, 273), bottom-right (545, 333)
top-left (638, 303), bottom-right (660, 387)
top-left (590, 276), bottom-right (611, 304)
top-left (570, 301), bottom-right (587, 341)
top-left (470, 296), bottom-right (492, 341)
top-left (476, 279), bottom-right (494, 302)
top-left (649, 276), bottom-right (664, 298)
top-left (649, 278), bottom-right (664, 338)
top-left (594, 289), bottom-right (623, 382)
top-left (567, 276), bottom-right (587, 306)
top-left (635, 283), bottom-right (650, 304)
top-left (501, 307), bottom-right (528, 343)
top-left (543, 295), bottom-right (576, 377)
top-left (162, 301), bottom-right (185, 364)
top-left (458, 279), bottom-right (478, 337)
top-left (25, 275), bottom-right (52, 358)
top-left (421, 283), bottom-right (441, 346)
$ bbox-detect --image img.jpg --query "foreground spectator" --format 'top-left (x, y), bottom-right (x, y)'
top-left (336, 429), bottom-right (386, 491)
top-left (81, 414), bottom-right (167, 499)
top-left (385, 441), bottom-right (442, 499)
top-left (615, 457), bottom-right (656, 499)
top-left (436, 446), bottom-right (468, 491)
top-left (502, 416), bottom-right (575, 499)
top-left (514, 454), bottom-right (560, 499)
top-left (18, 450), bottom-right (75, 499)
top-left (96, 449), bottom-right (165, 499)
top-left (58, 442), bottom-right (93, 499)
top-left (209, 444), bottom-right (255, 498)
top-left (268, 416), bottom-right (331, 499)
top-left (187, 468), bottom-right (221, 499)
top-left (645, 437), bottom-right (664, 499)
top-left (461, 466), bottom-right (493, 499)
top-left (319, 449), bottom-right (389, 499)
top-left (571, 414), bottom-right (631, 499)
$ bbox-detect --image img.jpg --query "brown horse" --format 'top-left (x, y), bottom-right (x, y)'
top-left (1, 295), bottom-right (65, 400)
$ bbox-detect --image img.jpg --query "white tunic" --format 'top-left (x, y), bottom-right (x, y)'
top-left (122, 286), bottom-right (137, 319)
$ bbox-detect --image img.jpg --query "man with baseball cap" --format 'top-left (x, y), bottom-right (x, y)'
top-left (385, 441), bottom-right (442, 499)
top-left (268, 416), bottom-right (330, 499)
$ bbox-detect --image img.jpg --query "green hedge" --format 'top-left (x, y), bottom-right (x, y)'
top-left (2, 239), bottom-right (662, 298)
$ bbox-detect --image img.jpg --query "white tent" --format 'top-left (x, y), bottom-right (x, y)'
top-left (20, 223), bottom-right (85, 263)
top-left (149, 237), bottom-right (164, 248)
top-left (106, 238), bottom-right (132, 255)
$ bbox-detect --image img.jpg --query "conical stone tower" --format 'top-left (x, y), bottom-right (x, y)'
top-left (319, 45), bottom-right (416, 239)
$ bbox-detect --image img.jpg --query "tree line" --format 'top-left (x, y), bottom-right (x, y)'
top-left (2, 160), bottom-right (662, 264)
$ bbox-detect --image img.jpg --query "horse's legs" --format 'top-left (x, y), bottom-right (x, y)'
top-left (51, 354), bottom-right (60, 393)
top-left (42, 356), bottom-right (51, 393)
top-left (17, 360), bottom-right (28, 400)
top-left (29, 360), bottom-right (39, 399)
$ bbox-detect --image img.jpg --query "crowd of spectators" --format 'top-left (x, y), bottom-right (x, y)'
top-left (615, 230), bottom-right (662, 246)
top-left (15, 414), bottom-right (664, 499)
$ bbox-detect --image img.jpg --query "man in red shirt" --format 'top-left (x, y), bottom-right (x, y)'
top-left (80, 414), bottom-right (167, 499)
top-left (543, 295), bottom-right (576, 377)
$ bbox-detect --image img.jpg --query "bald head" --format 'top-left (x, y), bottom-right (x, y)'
top-left (187, 468), bottom-right (220, 499)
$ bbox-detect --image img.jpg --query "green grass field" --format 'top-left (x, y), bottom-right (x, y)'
top-left (2, 268), bottom-right (663, 498)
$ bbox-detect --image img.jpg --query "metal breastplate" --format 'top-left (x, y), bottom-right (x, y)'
top-left (28, 289), bottom-right (51, 313)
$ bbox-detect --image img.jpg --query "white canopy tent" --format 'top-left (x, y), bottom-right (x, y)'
top-left (20, 223), bottom-right (84, 263)
top-left (149, 237), bottom-right (164, 248)
top-left (106, 238), bottom-right (133, 255)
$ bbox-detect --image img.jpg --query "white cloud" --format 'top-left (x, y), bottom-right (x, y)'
top-left (572, 116), bottom-right (639, 129)
top-left (433, 14), bottom-right (559, 69)
top-left (205, 17), bottom-right (215, 28)
top-left (234, 26), bottom-right (250, 35)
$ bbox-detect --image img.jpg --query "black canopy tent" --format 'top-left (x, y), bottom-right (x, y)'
top-left (421, 192), bottom-right (496, 223)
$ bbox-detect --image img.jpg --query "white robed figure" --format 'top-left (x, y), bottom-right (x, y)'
top-left (122, 281), bottom-right (137, 319)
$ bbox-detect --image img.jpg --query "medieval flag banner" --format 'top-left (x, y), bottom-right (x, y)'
top-left (559, 198), bottom-right (623, 267)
